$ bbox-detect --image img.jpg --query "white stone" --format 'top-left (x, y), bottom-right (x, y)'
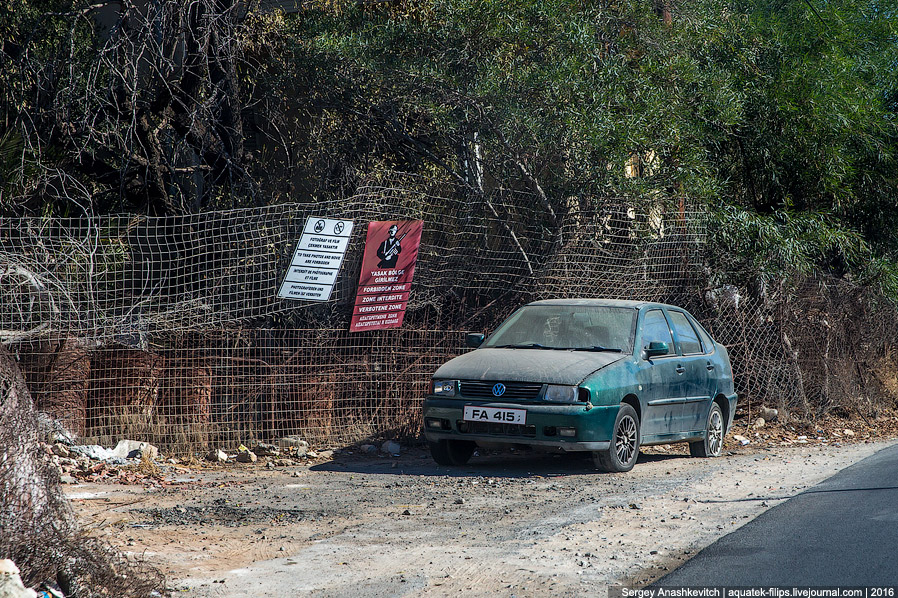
top-left (381, 441), bottom-right (401, 456)
top-left (277, 436), bottom-right (308, 450)
top-left (0, 560), bottom-right (38, 598)
top-left (759, 407), bottom-right (779, 421)
top-left (112, 439), bottom-right (159, 460)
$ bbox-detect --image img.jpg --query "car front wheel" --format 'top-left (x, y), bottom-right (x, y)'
top-left (429, 439), bottom-right (476, 466)
top-left (594, 403), bottom-right (640, 472)
top-left (689, 402), bottom-right (724, 457)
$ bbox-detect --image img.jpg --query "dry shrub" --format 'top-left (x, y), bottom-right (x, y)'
top-left (872, 350), bottom-right (898, 406)
top-left (86, 348), bottom-right (161, 443)
top-left (15, 338), bottom-right (91, 439)
top-left (159, 359), bottom-right (213, 445)
top-left (0, 345), bottom-right (165, 597)
top-left (295, 372), bottom-right (338, 442)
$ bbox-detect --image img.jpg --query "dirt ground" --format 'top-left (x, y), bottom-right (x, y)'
top-left (66, 415), bottom-right (898, 598)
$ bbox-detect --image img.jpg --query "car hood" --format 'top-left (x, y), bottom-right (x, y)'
top-left (433, 348), bottom-right (627, 385)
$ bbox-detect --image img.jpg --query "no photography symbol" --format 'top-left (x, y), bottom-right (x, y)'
top-left (334, 221), bottom-right (345, 235)
top-left (314, 219), bottom-right (325, 233)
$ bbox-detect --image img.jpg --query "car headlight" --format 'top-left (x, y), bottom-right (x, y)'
top-left (431, 379), bottom-right (457, 397)
top-left (544, 385), bottom-right (577, 403)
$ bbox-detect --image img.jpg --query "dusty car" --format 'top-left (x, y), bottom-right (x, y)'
top-left (423, 299), bottom-right (737, 472)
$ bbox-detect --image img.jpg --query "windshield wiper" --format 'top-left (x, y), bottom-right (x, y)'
top-left (494, 343), bottom-right (552, 349)
top-left (572, 346), bottom-right (622, 353)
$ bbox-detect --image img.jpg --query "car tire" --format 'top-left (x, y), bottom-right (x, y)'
top-left (593, 403), bottom-right (640, 472)
top-left (429, 439), bottom-right (476, 466)
top-left (689, 402), bottom-right (724, 457)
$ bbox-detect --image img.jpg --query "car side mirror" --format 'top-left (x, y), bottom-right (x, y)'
top-left (466, 333), bottom-right (485, 348)
top-left (644, 341), bottom-right (669, 358)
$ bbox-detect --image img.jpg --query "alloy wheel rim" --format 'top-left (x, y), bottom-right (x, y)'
top-left (708, 409), bottom-right (723, 456)
top-left (615, 415), bottom-right (638, 464)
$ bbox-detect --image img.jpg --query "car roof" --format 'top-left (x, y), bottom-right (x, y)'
top-left (526, 298), bottom-right (682, 310)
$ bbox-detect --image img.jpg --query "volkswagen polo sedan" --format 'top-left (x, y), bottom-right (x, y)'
top-left (423, 299), bottom-right (737, 472)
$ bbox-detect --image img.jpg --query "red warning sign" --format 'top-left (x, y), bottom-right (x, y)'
top-left (349, 220), bottom-right (423, 332)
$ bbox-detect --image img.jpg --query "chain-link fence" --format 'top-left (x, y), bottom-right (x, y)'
top-left (2, 174), bottom-right (895, 449)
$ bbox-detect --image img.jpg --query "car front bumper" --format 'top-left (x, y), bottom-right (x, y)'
top-left (422, 397), bottom-right (618, 451)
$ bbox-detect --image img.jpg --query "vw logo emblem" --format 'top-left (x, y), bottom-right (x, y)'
top-left (314, 219), bottom-right (325, 233)
top-left (492, 383), bottom-right (506, 397)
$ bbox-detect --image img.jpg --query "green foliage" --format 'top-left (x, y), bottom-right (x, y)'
top-left (283, 0), bottom-right (898, 297)
top-left (291, 0), bottom-right (732, 201)
top-left (711, 204), bottom-right (864, 276)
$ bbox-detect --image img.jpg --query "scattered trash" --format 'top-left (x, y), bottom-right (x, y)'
top-left (277, 436), bottom-right (308, 450)
top-left (68, 444), bottom-right (119, 461)
top-left (250, 442), bottom-right (279, 457)
top-left (236, 445), bottom-right (257, 463)
top-left (206, 449), bottom-right (228, 463)
top-left (381, 441), bottom-right (401, 456)
top-left (35, 582), bottom-right (65, 598)
top-left (68, 439), bottom-right (158, 463)
top-left (50, 443), bottom-right (70, 458)
top-left (732, 434), bottom-right (750, 446)
top-left (112, 439), bottom-right (159, 460)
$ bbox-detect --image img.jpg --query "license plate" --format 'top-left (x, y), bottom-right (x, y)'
top-left (463, 406), bottom-right (526, 425)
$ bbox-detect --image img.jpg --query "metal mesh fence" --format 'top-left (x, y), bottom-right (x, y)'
top-left (0, 176), bottom-right (705, 338)
top-left (14, 328), bottom-right (458, 449)
top-left (0, 347), bottom-right (164, 596)
top-left (2, 173), bottom-right (895, 449)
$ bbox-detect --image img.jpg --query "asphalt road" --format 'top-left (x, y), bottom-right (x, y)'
top-left (652, 443), bottom-right (898, 587)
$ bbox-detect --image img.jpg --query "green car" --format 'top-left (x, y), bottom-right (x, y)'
top-left (423, 299), bottom-right (737, 472)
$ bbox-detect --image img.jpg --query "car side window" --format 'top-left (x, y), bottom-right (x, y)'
top-left (668, 311), bottom-right (702, 355)
top-left (693, 319), bottom-right (715, 355)
top-left (642, 309), bottom-right (673, 355)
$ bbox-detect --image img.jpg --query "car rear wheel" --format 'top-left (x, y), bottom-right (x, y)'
top-left (689, 402), bottom-right (723, 457)
top-left (429, 439), bottom-right (476, 466)
top-left (593, 403), bottom-right (640, 472)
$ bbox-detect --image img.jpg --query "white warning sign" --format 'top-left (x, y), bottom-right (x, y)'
top-left (277, 217), bottom-right (353, 301)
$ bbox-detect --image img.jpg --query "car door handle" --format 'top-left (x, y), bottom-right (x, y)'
top-left (706, 363), bottom-right (715, 371)
top-left (676, 365), bottom-right (686, 374)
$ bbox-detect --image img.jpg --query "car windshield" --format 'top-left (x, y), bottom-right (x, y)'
top-left (482, 305), bottom-right (637, 353)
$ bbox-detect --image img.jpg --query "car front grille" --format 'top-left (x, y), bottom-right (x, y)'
top-left (458, 380), bottom-right (543, 400)
top-left (457, 420), bottom-right (537, 437)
